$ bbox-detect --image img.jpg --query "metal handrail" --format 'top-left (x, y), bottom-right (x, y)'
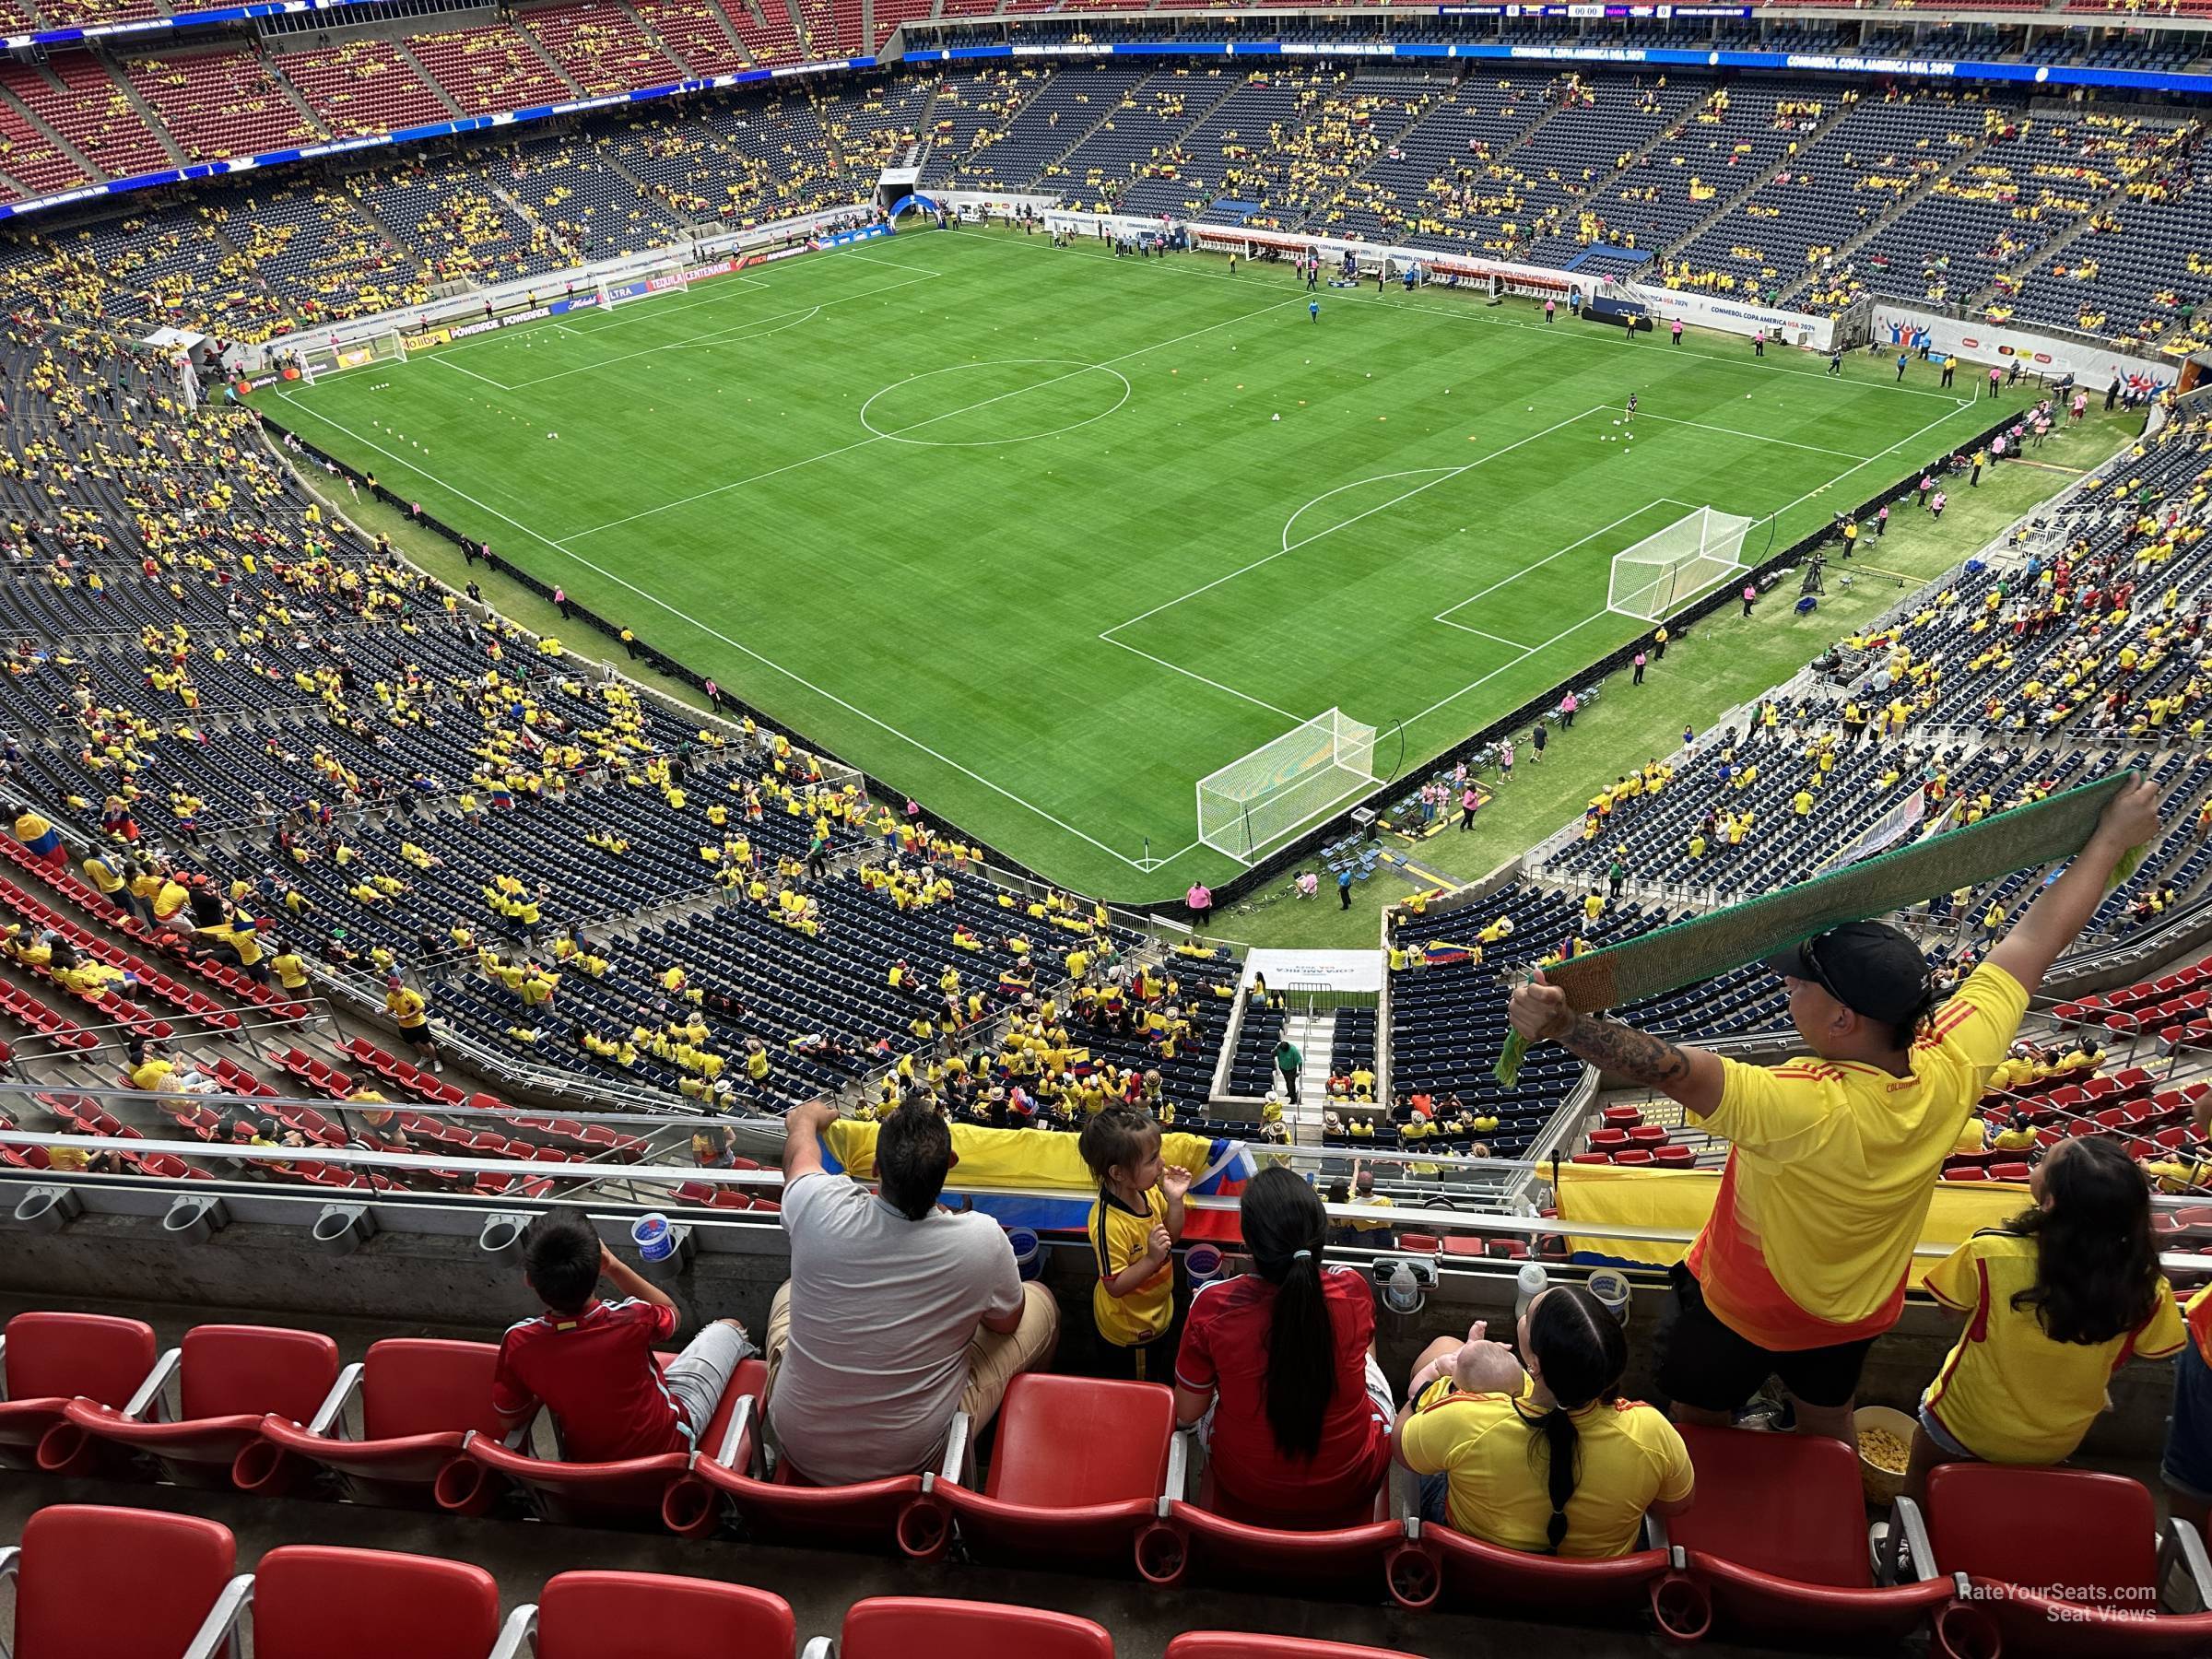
top-left (12, 1127), bottom-right (2212, 1274)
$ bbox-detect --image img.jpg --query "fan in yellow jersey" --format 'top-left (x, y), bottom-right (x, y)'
top-left (1397, 1287), bottom-right (1692, 1558)
top-left (384, 974), bottom-right (442, 1073)
top-left (1508, 776), bottom-right (2159, 1443)
top-left (1080, 1106), bottom-right (1188, 1381)
top-left (1911, 1137), bottom-right (2182, 1500)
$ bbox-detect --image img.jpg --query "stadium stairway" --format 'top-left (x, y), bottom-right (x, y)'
top-left (1772, 112), bottom-right (1999, 311)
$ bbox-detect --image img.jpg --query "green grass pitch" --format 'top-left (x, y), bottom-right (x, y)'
top-left (270, 227), bottom-right (2020, 900)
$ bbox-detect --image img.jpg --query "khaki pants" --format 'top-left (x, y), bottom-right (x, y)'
top-left (761, 1278), bottom-right (1060, 1453)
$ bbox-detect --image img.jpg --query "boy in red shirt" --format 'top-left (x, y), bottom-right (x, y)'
top-left (492, 1211), bottom-right (751, 1462)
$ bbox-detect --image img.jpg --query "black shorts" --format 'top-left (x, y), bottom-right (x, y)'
top-left (1653, 1265), bottom-right (1875, 1413)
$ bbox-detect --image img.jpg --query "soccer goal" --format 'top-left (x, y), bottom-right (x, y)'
top-left (1606, 506), bottom-right (1757, 623)
top-left (1196, 709), bottom-right (1379, 865)
top-left (298, 329), bottom-right (405, 384)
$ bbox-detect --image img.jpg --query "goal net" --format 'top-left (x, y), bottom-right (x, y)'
top-left (299, 329), bottom-right (404, 384)
top-left (1606, 507), bottom-right (1756, 623)
top-left (1196, 708), bottom-right (1379, 864)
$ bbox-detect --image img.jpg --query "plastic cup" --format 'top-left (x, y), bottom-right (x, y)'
top-left (632, 1213), bottom-right (676, 1263)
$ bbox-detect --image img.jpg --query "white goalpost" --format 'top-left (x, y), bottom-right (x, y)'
top-left (1606, 506), bottom-right (1757, 624)
top-left (299, 329), bottom-right (405, 384)
top-left (1196, 708), bottom-right (1379, 865)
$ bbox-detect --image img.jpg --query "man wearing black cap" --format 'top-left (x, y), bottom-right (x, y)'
top-left (1509, 776), bottom-right (2159, 1444)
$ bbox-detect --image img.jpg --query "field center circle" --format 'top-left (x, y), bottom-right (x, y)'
top-left (859, 359), bottom-right (1131, 448)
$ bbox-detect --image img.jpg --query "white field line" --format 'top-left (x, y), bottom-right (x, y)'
top-left (434, 244), bottom-right (940, 366)
top-left (503, 276), bottom-right (935, 390)
top-left (275, 387), bottom-right (1159, 873)
top-left (1433, 499), bottom-right (1690, 633)
top-left (1621, 408), bottom-right (1877, 460)
top-left (943, 229), bottom-right (1977, 406)
top-left (1100, 406), bottom-right (1608, 640)
top-left (1402, 401), bottom-right (1989, 738)
top-left (563, 291), bottom-right (1308, 541)
top-left (426, 355), bottom-right (511, 391)
top-left (273, 291), bottom-right (1306, 873)
top-left (1099, 636), bottom-right (1297, 719)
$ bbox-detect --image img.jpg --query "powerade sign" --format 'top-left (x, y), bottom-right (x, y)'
top-left (814, 223), bottom-right (893, 249)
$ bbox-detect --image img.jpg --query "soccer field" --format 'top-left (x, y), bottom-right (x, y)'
top-left (272, 228), bottom-right (2015, 900)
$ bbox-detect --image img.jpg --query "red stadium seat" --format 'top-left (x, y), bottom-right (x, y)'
top-left (507, 1569), bottom-right (797, 1659)
top-left (1169, 1638), bottom-right (1423, 1659)
top-left (189, 1544), bottom-right (500, 1659)
top-left (440, 1356), bottom-right (761, 1529)
top-left (665, 1389), bottom-right (946, 1554)
top-left (52, 1324), bottom-right (340, 1487)
top-left (241, 1338), bottom-right (506, 1505)
top-left (1907, 1464), bottom-right (2212, 1655)
top-left (1660, 1426), bottom-right (1962, 1650)
top-left (829, 1596), bottom-right (1112, 1659)
top-left (0, 1311), bottom-right (156, 1470)
top-left (1138, 1501), bottom-right (1406, 1600)
top-left (2, 1503), bottom-right (236, 1659)
top-left (1388, 1517), bottom-right (1696, 1630)
top-left (938, 1374), bottom-right (1177, 1571)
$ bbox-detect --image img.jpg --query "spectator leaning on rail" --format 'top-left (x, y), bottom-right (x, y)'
top-left (1508, 774), bottom-right (2161, 1445)
top-left (763, 1098), bottom-right (1059, 1484)
top-left (1171, 1166), bottom-right (1396, 1527)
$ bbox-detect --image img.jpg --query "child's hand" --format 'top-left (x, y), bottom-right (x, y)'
top-left (1160, 1164), bottom-right (1192, 1199)
top-left (1147, 1224), bottom-right (1173, 1262)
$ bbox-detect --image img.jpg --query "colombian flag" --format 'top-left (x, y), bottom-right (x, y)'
top-left (819, 1118), bottom-right (1254, 1239)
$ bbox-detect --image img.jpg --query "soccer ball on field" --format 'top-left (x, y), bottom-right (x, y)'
top-left (1271, 414), bottom-right (1280, 422)
top-left (547, 431), bottom-right (559, 440)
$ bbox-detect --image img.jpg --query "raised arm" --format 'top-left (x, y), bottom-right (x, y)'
top-left (598, 1241), bottom-right (673, 1312)
top-left (1986, 775), bottom-right (2162, 998)
top-left (1509, 976), bottom-right (1727, 1119)
top-left (781, 1098), bottom-right (838, 1183)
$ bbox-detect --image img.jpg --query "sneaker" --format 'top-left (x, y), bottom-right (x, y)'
top-left (433, 1062), bottom-right (444, 1074)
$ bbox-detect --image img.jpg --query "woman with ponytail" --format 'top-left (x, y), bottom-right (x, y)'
top-left (1396, 1287), bottom-right (1693, 1558)
top-left (1172, 1166), bottom-right (1396, 1526)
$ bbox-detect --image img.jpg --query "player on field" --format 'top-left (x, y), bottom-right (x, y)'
top-left (1310, 300), bottom-right (1321, 324)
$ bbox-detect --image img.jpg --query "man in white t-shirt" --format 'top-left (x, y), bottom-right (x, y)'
top-left (762, 1099), bottom-right (1059, 1485)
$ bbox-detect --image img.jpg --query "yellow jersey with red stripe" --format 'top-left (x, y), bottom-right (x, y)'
top-left (1921, 1229), bottom-right (2183, 1464)
top-left (1684, 961), bottom-right (2028, 1351)
top-left (1399, 1378), bottom-right (1693, 1559)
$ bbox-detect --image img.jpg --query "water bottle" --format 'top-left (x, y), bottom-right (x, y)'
top-left (1383, 1261), bottom-right (1420, 1315)
top-left (1515, 1262), bottom-right (1550, 1322)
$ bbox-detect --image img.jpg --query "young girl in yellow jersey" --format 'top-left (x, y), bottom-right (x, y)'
top-left (1912, 1136), bottom-right (2183, 1500)
top-left (1079, 1105), bottom-right (1189, 1380)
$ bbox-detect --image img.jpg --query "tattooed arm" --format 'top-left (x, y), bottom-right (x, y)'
top-left (1509, 973), bottom-right (1727, 1118)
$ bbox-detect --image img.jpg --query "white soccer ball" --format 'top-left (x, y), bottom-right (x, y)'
top-left (1747, 394), bottom-right (1753, 400)
top-left (1613, 419), bottom-right (1620, 427)
top-left (547, 431), bottom-right (559, 440)
top-left (1272, 413), bottom-right (1280, 422)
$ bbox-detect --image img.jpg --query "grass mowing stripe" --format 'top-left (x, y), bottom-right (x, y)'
top-left (274, 229), bottom-right (2032, 899)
